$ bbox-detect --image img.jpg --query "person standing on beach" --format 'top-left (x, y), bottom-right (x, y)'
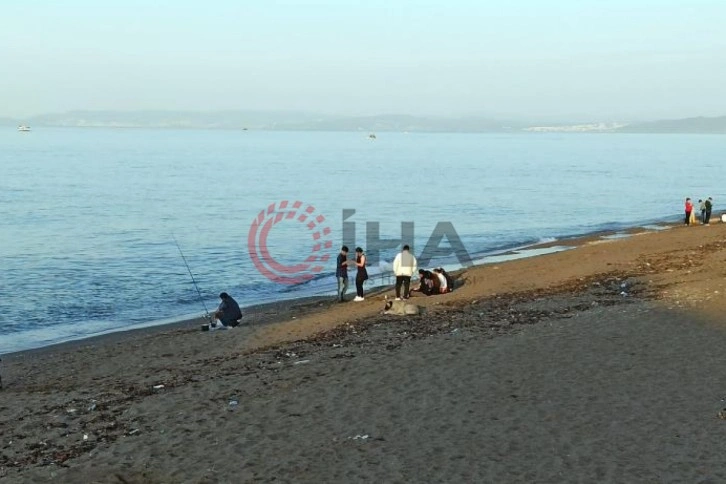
top-left (699, 199), bottom-right (706, 224)
top-left (705, 197), bottom-right (713, 225)
top-left (393, 244), bottom-right (417, 300)
top-left (353, 247), bottom-right (368, 301)
top-left (214, 292), bottom-right (242, 327)
top-left (685, 198), bottom-right (693, 225)
top-left (336, 245), bottom-right (350, 302)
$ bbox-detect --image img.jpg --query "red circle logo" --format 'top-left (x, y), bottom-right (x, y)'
top-left (248, 200), bottom-right (333, 284)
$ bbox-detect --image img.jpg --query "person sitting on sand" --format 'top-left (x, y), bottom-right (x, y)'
top-left (435, 270), bottom-right (448, 293)
top-left (214, 292), bottom-right (242, 327)
top-left (433, 267), bottom-right (454, 293)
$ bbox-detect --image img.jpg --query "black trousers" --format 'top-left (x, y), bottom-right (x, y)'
top-left (705, 209), bottom-right (712, 224)
top-left (395, 275), bottom-right (411, 298)
top-left (356, 276), bottom-right (365, 297)
top-left (685, 210), bottom-right (691, 225)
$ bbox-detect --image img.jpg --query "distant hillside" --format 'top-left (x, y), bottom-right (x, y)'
top-left (0, 117), bottom-right (22, 126)
top-left (277, 114), bottom-right (525, 132)
top-left (5, 111), bottom-right (726, 133)
top-left (26, 110), bottom-right (323, 130)
top-left (21, 110), bottom-right (524, 132)
top-left (617, 116), bottom-right (726, 134)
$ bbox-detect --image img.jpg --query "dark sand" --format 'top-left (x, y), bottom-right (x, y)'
top-left (3, 222), bottom-right (726, 483)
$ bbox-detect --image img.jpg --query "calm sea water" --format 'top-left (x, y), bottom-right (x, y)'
top-left (2, 128), bottom-right (725, 353)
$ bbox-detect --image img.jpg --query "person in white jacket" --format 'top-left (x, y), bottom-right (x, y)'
top-left (393, 244), bottom-right (417, 300)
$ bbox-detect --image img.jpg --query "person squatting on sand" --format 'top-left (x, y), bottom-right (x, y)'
top-left (685, 197), bottom-right (694, 225)
top-left (413, 269), bottom-right (440, 296)
top-left (353, 247), bottom-right (368, 302)
top-left (433, 267), bottom-right (454, 293)
top-left (393, 244), bottom-right (417, 300)
top-left (336, 245), bottom-right (350, 302)
top-left (214, 292), bottom-right (242, 327)
top-left (412, 268), bottom-right (454, 296)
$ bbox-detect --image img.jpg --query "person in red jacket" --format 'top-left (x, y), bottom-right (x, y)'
top-left (685, 197), bottom-right (693, 225)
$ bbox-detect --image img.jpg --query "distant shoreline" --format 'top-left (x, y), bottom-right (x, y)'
top-left (6, 125), bottom-right (726, 134)
top-left (3, 112), bottom-right (726, 134)
top-left (2, 219), bottom-right (683, 358)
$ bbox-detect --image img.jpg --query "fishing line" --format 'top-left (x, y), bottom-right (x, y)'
top-left (172, 234), bottom-right (210, 319)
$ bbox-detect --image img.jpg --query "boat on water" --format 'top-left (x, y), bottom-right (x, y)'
top-left (17, 125), bottom-right (31, 132)
top-left (368, 133), bottom-right (376, 140)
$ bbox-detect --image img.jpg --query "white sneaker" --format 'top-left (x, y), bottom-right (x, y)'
top-left (394, 297), bottom-right (401, 301)
top-left (353, 296), bottom-right (364, 302)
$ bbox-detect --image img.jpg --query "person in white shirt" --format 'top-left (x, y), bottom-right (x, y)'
top-left (392, 244), bottom-right (417, 300)
top-left (436, 272), bottom-right (447, 293)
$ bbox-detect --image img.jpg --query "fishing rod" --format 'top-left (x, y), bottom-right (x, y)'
top-left (172, 234), bottom-right (211, 320)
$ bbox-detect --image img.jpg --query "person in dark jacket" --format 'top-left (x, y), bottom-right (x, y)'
top-left (704, 197), bottom-right (713, 225)
top-left (336, 245), bottom-right (350, 302)
top-left (214, 292), bottom-right (242, 327)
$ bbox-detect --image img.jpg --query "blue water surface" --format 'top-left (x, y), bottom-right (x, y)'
top-left (1, 128), bottom-right (724, 352)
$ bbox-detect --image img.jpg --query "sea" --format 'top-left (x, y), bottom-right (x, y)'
top-left (2, 128), bottom-right (725, 354)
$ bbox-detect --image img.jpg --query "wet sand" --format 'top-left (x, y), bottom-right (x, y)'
top-left (3, 221), bottom-right (726, 482)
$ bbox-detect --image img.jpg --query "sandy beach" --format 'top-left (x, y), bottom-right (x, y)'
top-left (3, 222), bottom-right (726, 483)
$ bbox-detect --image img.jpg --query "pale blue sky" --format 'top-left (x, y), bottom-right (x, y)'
top-left (2, 0), bottom-right (725, 120)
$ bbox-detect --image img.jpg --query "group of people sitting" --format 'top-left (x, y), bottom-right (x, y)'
top-left (412, 267), bottom-right (454, 296)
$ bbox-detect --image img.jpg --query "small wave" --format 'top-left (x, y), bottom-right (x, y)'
top-left (536, 236), bottom-right (557, 244)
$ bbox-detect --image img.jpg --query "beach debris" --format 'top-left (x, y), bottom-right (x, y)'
top-left (228, 399), bottom-right (239, 407)
top-left (152, 384), bottom-right (165, 390)
top-left (348, 434), bottom-right (369, 440)
top-left (83, 434), bottom-right (88, 441)
top-left (66, 408), bottom-right (77, 415)
top-left (127, 429), bottom-right (140, 436)
top-left (293, 359), bottom-right (310, 365)
top-left (718, 408), bottom-right (726, 420)
top-left (87, 401), bottom-right (97, 412)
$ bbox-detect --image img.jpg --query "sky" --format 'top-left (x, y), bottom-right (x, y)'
top-left (2, 0), bottom-right (726, 121)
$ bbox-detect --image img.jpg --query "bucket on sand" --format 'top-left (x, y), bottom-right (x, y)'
top-left (201, 323), bottom-right (210, 331)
